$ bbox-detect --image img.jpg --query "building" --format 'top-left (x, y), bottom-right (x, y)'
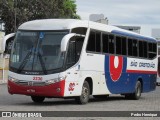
top-left (152, 29), bottom-right (160, 40)
top-left (89, 14), bottom-right (109, 25)
top-left (116, 25), bottom-right (141, 34)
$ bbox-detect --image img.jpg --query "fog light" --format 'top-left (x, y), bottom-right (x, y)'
top-left (56, 88), bottom-right (61, 92)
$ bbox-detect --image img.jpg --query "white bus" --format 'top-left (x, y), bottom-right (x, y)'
top-left (8, 19), bottom-right (157, 104)
top-left (157, 45), bottom-right (160, 86)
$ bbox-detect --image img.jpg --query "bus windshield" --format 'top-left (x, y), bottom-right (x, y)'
top-left (10, 31), bottom-right (68, 75)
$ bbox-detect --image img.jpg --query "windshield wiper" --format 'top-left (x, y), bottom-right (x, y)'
top-left (17, 48), bottom-right (33, 73)
top-left (38, 52), bottom-right (47, 75)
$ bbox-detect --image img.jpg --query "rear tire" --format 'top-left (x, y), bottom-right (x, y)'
top-left (132, 81), bottom-right (142, 100)
top-left (125, 81), bottom-right (142, 100)
top-left (31, 96), bottom-right (45, 103)
top-left (75, 81), bottom-right (90, 104)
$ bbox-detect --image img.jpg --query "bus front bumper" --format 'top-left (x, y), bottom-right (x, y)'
top-left (8, 80), bottom-right (65, 97)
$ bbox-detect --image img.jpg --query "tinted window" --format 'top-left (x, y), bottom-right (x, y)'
top-left (139, 41), bottom-right (143, 57)
top-left (128, 38), bottom-right (133, 56)
top-left (132, 39), bottom-right (138, 57)
top-left (87, 31), bottom-right (96, 52)
top-left (66, 37), bottom-right (84, 69)
top-left (143, 41), bottom-right (147, 58)
top-left (108, 34), bottom-right (115, 54)
top-left (148, 42), bottom-right (157, 59)
top-left (102, 33), bottom-right (109, 53)
top-left (95, 32), bottom-right (101, 52)
top-left (122, 37), bottom-right (127, 55)
top-left (116, 36), bottom-right (122, 55)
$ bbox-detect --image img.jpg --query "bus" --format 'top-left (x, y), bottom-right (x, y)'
top-left (8, 19), bottom-right (157, 104)
top-left (157, 44), bottom-right (160, 86)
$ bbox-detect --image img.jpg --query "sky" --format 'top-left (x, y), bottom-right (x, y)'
top-left (76, 0), bottom-right (160, 37)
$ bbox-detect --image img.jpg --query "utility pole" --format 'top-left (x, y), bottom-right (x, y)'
top-left (14, 0), bottom-right (17, 32)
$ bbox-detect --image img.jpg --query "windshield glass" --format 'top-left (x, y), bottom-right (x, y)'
top-left (10, 31), bottom-right (68, 75)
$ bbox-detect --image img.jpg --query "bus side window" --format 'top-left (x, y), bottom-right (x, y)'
top-left (86, 31), bottom-right (96, 52)
top-left (128, 38), bottom-right (133, 56)
top-left (86, 31), bottom-right (101, 53)
top-left (143, 41), bottom-right (147, 58)
top-left (102, 33), bottom-right (109, 53)
top-left (132, 39), bottom-right (138, 57)
top-left (95, 32), bottom-right (101, 53)
top-left (71, 27), bottom-right (87, 35)
top-left (122, 37), bottom-right (127, 55)
top-left (139, 41), bottom-right (143, 58)
top-left (66, 40), bottom-right (76, 68)
top-left (116, 36), bottom-right (122, 55)
top-left (66, 37), bottom-right (84, 69)
top-left (108, 34), bottom-right (115, 54)
top-left (75, 38), bottom-right (84, 61)
top-left (148, 42), bottom-right (157, 59)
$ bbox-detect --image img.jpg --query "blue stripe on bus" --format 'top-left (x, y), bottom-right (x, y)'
top-left (104, 55), bottom-right (156, 94)
top-left (111, 30), bottom-right (156, 42)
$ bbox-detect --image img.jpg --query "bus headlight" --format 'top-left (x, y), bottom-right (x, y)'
top-left (8, 76), bottom-right (19, 83)
top-left (45, 76), bottom-right (66, 85)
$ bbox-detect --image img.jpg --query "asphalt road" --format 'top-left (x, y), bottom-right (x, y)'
top-left (0, 84), bottom-right (160, 120)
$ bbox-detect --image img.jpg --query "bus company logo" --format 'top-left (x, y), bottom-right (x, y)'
top-left (68, 83), bottom-right (75, 91)
top-left (28, 81), bottom-right (33, 86)
top-left (109, 55), bottom-right (123, 82)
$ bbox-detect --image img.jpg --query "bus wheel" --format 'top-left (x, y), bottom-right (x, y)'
top-left (125, 81), bottom-right (142, 100)
top-left (132, 81), bottom-right (142, 100)
top-left (75, 81), bottom-right (90, 104)
top-left (31, 96), bottom-right (45, 103)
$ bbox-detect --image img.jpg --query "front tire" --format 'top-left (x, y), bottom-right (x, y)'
top-left (31, 96), bottom-right (45, 103)
top-left (75, 81), bottom-right (90, 104)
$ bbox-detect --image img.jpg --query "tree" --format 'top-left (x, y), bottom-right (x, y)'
top-left (0, 0), bottom-right (80, 34)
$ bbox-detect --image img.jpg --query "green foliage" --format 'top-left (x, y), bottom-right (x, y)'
top-left (0, 0), bottom-right (80, 34)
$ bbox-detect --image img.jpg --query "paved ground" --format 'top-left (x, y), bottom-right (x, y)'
top-left (0, 84), bottom-right (160, 120)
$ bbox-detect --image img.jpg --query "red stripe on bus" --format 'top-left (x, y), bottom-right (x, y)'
top-left (127, 70), bottom-right (157, 74)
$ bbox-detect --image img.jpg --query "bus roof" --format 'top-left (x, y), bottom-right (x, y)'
top-left (18, 19), bottom-right (156, 42)
top-left (18, 19), bottom-right (88, 31)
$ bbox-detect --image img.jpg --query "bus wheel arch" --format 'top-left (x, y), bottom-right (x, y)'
top-left (137, 78), bottom-right (143, 93)
top-left (125, 78), bottom-right (143, 100)
top-left (75, 77), bottom-right (92, 104)
top-left (85, 77), bottom-right (93, 95)
top-left (133, 80), bottom-right (142, 100)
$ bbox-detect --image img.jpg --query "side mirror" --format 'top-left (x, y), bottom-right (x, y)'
top-left (61, 33), bottom-right (76, 52)
top-left (61, 33), bottom-right (85, 52)
top-left (2, 33), bottom-right (15, 53)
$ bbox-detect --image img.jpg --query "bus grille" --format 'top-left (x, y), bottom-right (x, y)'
top-left (15, 81), bottom-right (46, 86)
